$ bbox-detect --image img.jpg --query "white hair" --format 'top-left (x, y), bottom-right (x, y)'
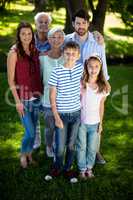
top-left (34, 12), bottom-right (52, 24)
top-left (48, 27), bottom-right (65, 38)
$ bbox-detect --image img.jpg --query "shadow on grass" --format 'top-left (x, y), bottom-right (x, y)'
top-left (109, 27), bottom-right (133, 37)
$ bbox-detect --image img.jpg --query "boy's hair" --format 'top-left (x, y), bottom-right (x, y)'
top-left (82, 55), bottom-right (108, 93)
top-left (63, 41), bottom-right (80, 52)
top-left (34, 12), bottom-right (52, 24)
top-left (72, 9), bottom-right (90, 22)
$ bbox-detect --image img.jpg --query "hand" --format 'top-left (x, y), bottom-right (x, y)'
top-left (16, 102), bottom-right (25, 117)
top-left (55, 115), bottom-right (64, 129)
top-left (106, 81), bottom-right (111, 93)
top-left (97, 123), bottom-right (103, 134)
top-left (93, 31), bottom-right (104, 45)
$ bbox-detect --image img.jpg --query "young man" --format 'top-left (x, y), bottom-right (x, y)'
top-left (48, 41), bottom-right (83, 182)
top-left (65, 9), bottom-right (110, 164)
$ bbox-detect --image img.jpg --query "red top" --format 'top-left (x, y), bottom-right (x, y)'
top-left (14, 48), bottom-right (43, 100)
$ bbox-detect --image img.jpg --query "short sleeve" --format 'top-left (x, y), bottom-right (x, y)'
top-left (48, 68), bottom-right (58, 87)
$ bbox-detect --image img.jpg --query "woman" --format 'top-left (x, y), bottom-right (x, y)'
top-left (7, 22), bottom-right (43, 168)
top-left (39, 27), bottom-right (64, 157)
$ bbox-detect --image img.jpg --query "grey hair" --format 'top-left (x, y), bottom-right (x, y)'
top-left (48, 27), bottom-right (65, 38)
top-left (34, 12), bottom-right (52, 24)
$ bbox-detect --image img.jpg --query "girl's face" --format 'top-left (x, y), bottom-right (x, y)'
top-left (87, 59), bottom-right (101, 78)
top-left (19, 28), bottom-right (33, 46)
top-left (48, 31), bottom-right (64, 48)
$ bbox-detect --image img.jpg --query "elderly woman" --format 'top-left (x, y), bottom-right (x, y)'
top-left (39, 27), bottom-right (65, 157)
top-left (7, 22), bottom-right (42, 168)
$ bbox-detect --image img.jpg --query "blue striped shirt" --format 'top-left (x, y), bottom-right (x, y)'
top-left (48, 63), bottom-right (83, 113)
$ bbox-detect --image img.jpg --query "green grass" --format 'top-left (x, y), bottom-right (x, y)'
top-left (0, 65), bottom-right (133, 200)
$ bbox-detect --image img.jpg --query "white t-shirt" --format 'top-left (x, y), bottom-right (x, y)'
top-left (81, 85), bottom-right (109, 125)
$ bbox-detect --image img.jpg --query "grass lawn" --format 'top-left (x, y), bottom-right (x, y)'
top-left (0, 65), bottom-right (133, 200)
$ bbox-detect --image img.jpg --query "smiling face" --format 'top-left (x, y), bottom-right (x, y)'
top-left (19, 27), bottom-right (33, 46)
top-left (87, 59), bottom-right (101, 78)
top-left (48, 31), bottom-right (64, 49)
top-left (35, 15), bottom-right (50, 33)
top-left (73, 17), bottom-right (89, 36)
top-left (63, 48), bottom-right (80, 66)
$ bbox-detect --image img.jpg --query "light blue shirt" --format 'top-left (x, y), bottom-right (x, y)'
top-left (40, 55), bottom-right (64, 107)
top-left (65, 32), bottom-right (109, 80)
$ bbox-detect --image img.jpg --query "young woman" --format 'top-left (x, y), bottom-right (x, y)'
top-left (7, 22), bottom-right (42, 168)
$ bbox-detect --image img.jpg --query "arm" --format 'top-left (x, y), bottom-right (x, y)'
top-left (49, 86), bottom-right (63, 129)
top-left (7, 50), bottom-right (24, 116)
top-left (100, 46), bottom-right (110, 81)
top-left (98, 96), bottom-right (106, 134)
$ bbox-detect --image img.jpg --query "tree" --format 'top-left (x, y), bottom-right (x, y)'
top-left (64, 0), bottom-right (107, 34)
top-left (0, 0), bottom-right (12, 11)
top-left (89, 0), bottom-right (107, 34)
top-left (64, 0), bottom-right (87, 33)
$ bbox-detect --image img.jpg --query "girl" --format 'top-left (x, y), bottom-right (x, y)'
top-left (7, 22), bottom-right (42, 168)
top-left (77, 55), bottom-right (109, 179)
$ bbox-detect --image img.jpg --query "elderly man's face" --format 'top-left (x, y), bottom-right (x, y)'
top-left (35, 15), bottom-right (50, 33)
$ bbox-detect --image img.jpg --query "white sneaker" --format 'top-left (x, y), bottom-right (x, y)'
top-left (46, 146), bottom-right (54, 157)
top-left (33, 143), bottom-right (41, 150)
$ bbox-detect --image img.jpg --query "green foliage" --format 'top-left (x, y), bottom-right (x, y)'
top-left (109, 0), bottom-right (133, 28)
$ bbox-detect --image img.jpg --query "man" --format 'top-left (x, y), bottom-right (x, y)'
top-left (33, 12), bottom-right (52, 151)
top-left (65, 9), bottom-right (110, 164)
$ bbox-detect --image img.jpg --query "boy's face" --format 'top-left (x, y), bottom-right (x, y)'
top-left (63, 48), bottom-right (80, 65)
top-left (73, 17), bottom-right (89, 36)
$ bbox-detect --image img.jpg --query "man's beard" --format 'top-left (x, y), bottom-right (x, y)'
top-left (75, 28), bottom-right (88, 36)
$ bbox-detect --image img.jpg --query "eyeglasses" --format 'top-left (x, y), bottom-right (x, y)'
top-left (38, 21), bottom-right (49, 25)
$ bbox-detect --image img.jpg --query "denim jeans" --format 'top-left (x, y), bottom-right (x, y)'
top-left (54, 110), bottom-right (80, 171)
top-left (77, 123), bottom-right (100, 171)
top-left (42, 106), bottom-right (55, 147)
top-left (21, 98), bottom-right (40, 153)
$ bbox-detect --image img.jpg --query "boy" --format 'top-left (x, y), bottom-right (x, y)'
top-left (48, 41), bottom-right (83, 183)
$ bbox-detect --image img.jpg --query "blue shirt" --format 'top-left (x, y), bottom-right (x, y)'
top-left (48, 63), bottom-right (83, 113)
top-left (35, 32), bottom-right (51, 52)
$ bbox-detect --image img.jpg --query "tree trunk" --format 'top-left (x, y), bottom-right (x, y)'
top-left (34, 0), bottom-right (47, 12)
top-left (64, 0), bottom-right (87, 34)
top-left (89, 0), bottom-right (107, 34)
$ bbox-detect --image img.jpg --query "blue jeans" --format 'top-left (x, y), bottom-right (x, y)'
top-left (42, 106), bottom-right (55, 147)
top-left (21, 98), bottom-right (40, 153)
top-left (77, 123), bottom-right (100, 171)
top-left (54, 110), bottom-right (80, 171)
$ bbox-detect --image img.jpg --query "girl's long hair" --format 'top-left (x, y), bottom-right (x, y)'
top-left (16, 21), bottom-right (36, 58)
top-left (82, 56), bottom-right (108, 93)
